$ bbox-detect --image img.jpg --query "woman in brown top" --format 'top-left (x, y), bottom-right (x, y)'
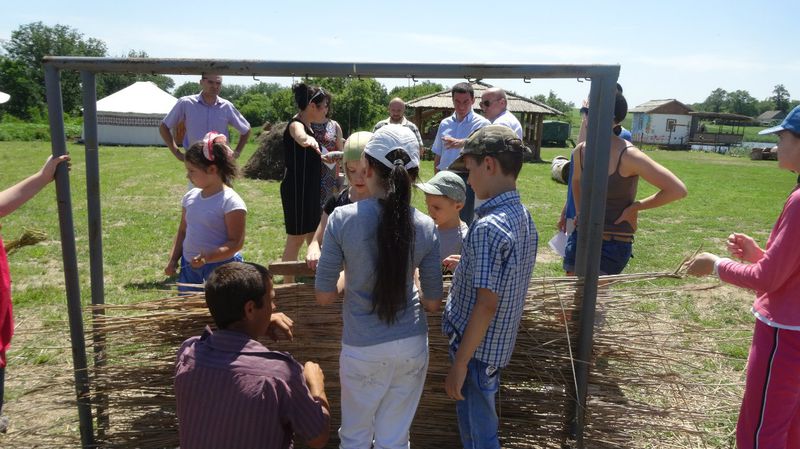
top-left (563, 91), bottom-right (687, 275)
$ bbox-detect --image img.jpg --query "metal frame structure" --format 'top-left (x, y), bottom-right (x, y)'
top-left (42, 57), bottom-right (618, 448)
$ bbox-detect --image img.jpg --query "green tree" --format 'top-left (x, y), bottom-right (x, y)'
top-left (727, 89), bottom-right (758, 117)
top-left (238, 92), bottom-right (273, 128)
top-left (0, 56), bottom-right (44, 120)
top-left (388, 81), bottom-right (445, 101)
top-left (771, 84), bottom-right (790, 112)
top-left (701, 88), bottom-right (728, 113)
top-left (96, 50), bottom-right (174, 98)
top-left (757, 98), bottom-right (775, 116)
top-left (247, 82), bottom-right (284, 97)
top-left (305, 77), bottom-right (388, 135)
top-left (533, 90), bottom-right (574, 113)
top-left (219, 84), bottom-right (248, 104)
top-left (270, 87), bottom-right (298, 120)
top-left (3, 22), bottom-right (107, 116)
top-left (173, 81), bottom-right (198, 98)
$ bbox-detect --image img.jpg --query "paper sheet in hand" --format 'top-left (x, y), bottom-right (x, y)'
top-left (548, 232), bottom-right (569, 258)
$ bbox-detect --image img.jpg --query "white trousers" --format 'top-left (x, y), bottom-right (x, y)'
top-left (339, 334), bottom-right (429, 449)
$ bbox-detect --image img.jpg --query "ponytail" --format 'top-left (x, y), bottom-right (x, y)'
top-left (366, 151), bottom-right (419, 324)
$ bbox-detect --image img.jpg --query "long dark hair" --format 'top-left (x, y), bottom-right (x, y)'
top-left (366, 150), bottom-right (419, 324)
top-left (185, 141), bottom-right (240, 187)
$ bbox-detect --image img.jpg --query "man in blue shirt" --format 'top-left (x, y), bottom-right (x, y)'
top-left (431, 83), bottom-right (489, 225)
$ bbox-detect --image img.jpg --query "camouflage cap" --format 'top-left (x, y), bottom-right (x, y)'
top-left (448, 125), bottom-right (531, 172)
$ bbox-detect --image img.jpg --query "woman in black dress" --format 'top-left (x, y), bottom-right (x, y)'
top-left (280, 83), bottom-right (334, 282)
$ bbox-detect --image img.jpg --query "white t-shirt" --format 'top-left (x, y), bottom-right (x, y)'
top-left (181, 187), bottom-right (247, 260)
top-left (491, 110), bottom-right (524, 139)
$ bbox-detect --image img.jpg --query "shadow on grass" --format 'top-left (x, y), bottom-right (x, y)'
top-left (124, 278), bottom-right (175, 291)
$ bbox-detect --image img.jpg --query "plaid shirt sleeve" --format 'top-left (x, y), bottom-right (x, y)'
top-left (470, 222), bottom-right (510, 295)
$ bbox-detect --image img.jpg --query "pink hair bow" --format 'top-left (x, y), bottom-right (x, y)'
top-left (202, 131), bottom-right (229, 161)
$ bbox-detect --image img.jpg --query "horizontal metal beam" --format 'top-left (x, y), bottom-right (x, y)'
top-left (42, 57), bottom-right (619, 80)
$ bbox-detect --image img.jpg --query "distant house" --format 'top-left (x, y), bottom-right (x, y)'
top-left (757, 110), bottom-right (786, 125)
top-left (84, 81), bottom-right (177, 146)
top-left (630, 99), bottom-right (693, 146)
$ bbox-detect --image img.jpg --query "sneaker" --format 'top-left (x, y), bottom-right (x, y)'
top-left (0, 415), bottom-right (8, 433)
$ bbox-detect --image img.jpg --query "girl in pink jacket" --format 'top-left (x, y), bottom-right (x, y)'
top-left (687, 105), bottom-right (800, 449)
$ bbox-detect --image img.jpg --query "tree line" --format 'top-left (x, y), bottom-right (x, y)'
top-left (0, 22), bottom-right (594, 135)
top-left (693, 84), bottom-right (797, 118)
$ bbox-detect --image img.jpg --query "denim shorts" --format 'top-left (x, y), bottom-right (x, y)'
top-left (562, 231), bottom-right (632, 275)
top-left (178, 253), bottom-right (243, 292)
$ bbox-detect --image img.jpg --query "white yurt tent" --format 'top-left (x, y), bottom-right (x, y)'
top-left (88, 81), bottom-right (177, 146)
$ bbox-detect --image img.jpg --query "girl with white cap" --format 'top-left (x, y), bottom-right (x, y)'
top-left (315, 124), bottom-right (443, 448)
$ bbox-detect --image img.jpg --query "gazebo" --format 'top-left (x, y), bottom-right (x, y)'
top-left (405, 82), bottom-right (562, 155)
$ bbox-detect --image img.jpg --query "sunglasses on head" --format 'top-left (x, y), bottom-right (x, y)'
top-left (308, 88), bottom-right (326, 105)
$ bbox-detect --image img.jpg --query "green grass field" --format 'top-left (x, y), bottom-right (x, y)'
top-left (3, 139), bottom-right (793, 311)
top-left (1, 139), bottom-right (795, 445)
top-left (4, 141), bottom-right (791, 300)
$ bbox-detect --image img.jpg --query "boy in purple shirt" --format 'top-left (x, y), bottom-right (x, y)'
top-left (175, 262), bottom-right (330, 449)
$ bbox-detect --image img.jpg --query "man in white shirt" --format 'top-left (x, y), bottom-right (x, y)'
top-left (480, 87), bottom-right (523, 139)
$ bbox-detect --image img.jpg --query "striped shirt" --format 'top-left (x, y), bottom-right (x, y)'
top-left (443, 190), bottom-right (538, 367)
top-left (175, 327), bottom-right (327, 449)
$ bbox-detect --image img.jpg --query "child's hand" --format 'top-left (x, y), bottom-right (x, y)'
top-left (726, 233), bottom-right (763, 264)
top-left (306, 246), bottom-right (321, 271)
top-left (190, 254), bottom-right (206, 269)
top-left (442, 255), bottom-right (461, 273)
top-left (445, 363), bottom-right (467, 401)
top-left (164, 259), bottom-right (178, 276)
top-left (41, 154), bottom-right (71, 181)
top-left (685, 252), bottom-right (719, 277)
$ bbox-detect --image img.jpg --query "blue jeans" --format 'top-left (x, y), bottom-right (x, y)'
top-left (178, 253), bottom-right (243, 292)
top-left (562, 231), bottom-right (632, 275)
top-left (449, 345), bottom-right (501, 449)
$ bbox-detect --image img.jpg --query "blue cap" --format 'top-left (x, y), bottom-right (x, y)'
top-left (759, 105), bottom-right (800, 135)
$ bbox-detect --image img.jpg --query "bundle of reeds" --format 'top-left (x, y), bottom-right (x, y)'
top-left (79, 271), bottom-right (746, 448)
top-left (4, 227), bottom-right (47, 255)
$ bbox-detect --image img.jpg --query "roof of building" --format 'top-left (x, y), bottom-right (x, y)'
top-left (406, 82), bottom-right (562, 115)
top-left (756, 110), bottom-right (787, 121)
top-left (688, 111), bottom-right (755, 122)
top-left (96, 81), bottom-right (177, 115)
top-left (629, 99), bottom-right (693, 115)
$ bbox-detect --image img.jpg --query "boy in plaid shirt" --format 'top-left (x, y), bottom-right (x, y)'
top-left (443, 125), bottom-right (538, 449)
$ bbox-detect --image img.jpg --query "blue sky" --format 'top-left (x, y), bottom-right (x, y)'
top-left (4, 0), bottom-right (799, 109)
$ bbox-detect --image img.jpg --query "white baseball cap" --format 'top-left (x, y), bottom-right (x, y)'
top-left (363, 124), bottom-right (420, 170)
